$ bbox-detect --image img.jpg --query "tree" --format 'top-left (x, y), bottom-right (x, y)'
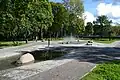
top-left (50, 2), bottom-right (69, 38)
top-left (63, 0), bottom-right (84, 36)
top-left (63, 0), bottom-right (84, 16)
top-left (111, 26), bottom-right (120, 37)
top-left (0, 0), bottom-right (32, 42)
top-left (0, 0), bottom-right (85, 41)
top-left (85, 22), bottom-right (94, 36)
top-left (0, 0), bottom-right (53, 42)
top-left (93, 15), bottom-right (112, 37)
top-left (0, 0), bottom-right (19, 41)
top-left (27, 0), bottom-right (53, 39)
top-left (74, 17), bottom-right (84, 36)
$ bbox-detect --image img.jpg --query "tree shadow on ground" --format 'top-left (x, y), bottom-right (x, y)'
top-left (18, 46), bottom-right (120, 64)
top-left (40, 46), bottom-right (120, 64)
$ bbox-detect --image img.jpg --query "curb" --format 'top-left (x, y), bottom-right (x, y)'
top-left (79, 64), bottom-right (97, 80)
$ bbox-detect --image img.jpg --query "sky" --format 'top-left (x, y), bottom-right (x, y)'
top-left (49, 0), bottom-right (120, 25)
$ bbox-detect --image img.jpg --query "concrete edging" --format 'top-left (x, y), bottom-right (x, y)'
top-left (79, 64), bottom-right (97, 80)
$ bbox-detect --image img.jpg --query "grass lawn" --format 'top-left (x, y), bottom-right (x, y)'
top-left (0, 41), bottom-right (26, 48)
top-left (81, 60), bottom-right (120, 80)
top-left (80, 38), bottom-right (119, 44)
top-left (93, 39), bottom-right (117, 44)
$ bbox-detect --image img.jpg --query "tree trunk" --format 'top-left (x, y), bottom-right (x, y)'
top-left (12, 37), bottom-right (15, 44)
top-left (25, 39), bottom-right (28, 43)
top-left (35, 36), bottom-right (38, 42)
top-left (40, 28), bottom-right (43, 40)
top-left (56, 32), bottom-right (59, 38)
top-left (108, 34), bottom-right (111, 41)
top-left (64, 28), bottom-right (66, 37)
top-left (54, 33), bottom-right (55, 38)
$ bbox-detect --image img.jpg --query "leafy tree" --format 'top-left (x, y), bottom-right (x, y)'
top-left (63, 0), bottom-right (84, 16)
top-left (27, 0), bottom-right (53, 39)
top-left (74, 17), bottom-right (84, 36)
top-left (63, 0), bottom-right (84, 36)
top-left (0, 0), bottom-right (32, 42)
top-left (0, 0), bottom-right (85, 41)
top-left (93, 15), bottom-right (112, 37)
top-left (111, 26), bottom-right (120, 36)
top-left (50, 2), bottom-right (69, 38)
top-left (0, 0), bottom-right (53, 42)
top-left (85, 22), bottom-right (94, 36)
top-left (0, 0), bottom-right (17, 41)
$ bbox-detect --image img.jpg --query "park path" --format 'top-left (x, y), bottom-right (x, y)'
top-left (111, 41), bottom-right (120, 47)
top-left (23, 60), bottom-right (95, 80)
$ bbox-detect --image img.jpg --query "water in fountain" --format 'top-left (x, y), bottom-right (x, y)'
top-left (61, 36), bottom-right (81, 44)
top-left (63, 36), bottom-right (76, 43)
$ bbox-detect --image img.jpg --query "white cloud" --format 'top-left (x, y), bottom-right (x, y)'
top-left (83, 11), bottom-right (96, 25)
top-left (97, 3), bottom-right (120, 18)
top-left (110, 18), bottom-right (120, 25)
top-left (96, 3), bottom-right (120, 24)
top-left (83, 3), bottom-right (120, 26)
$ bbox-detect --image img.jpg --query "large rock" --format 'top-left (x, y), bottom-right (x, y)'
top-left (16, 53), bottom-right (35, 65)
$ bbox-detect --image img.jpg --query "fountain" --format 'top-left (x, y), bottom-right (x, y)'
top-left (60, 36), bottom-right (82, 44)
top-left (59, 36), bottom-right (93, 46)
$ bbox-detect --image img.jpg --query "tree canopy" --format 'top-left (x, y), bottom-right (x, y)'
top-left (0, 0), bottom-right (53, 41)
top-left (3, 0), bottom-right (120, 41)
top-left (93, 15), bottom-right (112, 36)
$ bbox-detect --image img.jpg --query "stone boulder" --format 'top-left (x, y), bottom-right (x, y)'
top-left (16, 53), bottom-right (35, 65)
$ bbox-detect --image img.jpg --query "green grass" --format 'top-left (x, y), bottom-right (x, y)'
top-left (80, 38), bottom-right (120, 44)
top-left (0, 41), bottom-right (26, 48)
top-left (93, 39), bottom-right (117, 44)
top-left (80, 38), bottom-right (117, 44)
top-left (81, 60), bottom-right (120, 80)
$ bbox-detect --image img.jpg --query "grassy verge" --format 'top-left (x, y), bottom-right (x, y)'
top-left (0, 41), bottom-right (26, 48)
top-left (93, 39), bottom-right (117, 44)
top-left (81, 60), bottom-right (120, 80)
top-left (80, 38), bottom-right (119, 44)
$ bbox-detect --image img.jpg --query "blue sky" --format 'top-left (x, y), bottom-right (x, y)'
top-left (49, 0), bottom-right (113, 15)
top-left (84, 0), bottom-right (99, 16)
top-left (49, 0), bottom-right (120, 25)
